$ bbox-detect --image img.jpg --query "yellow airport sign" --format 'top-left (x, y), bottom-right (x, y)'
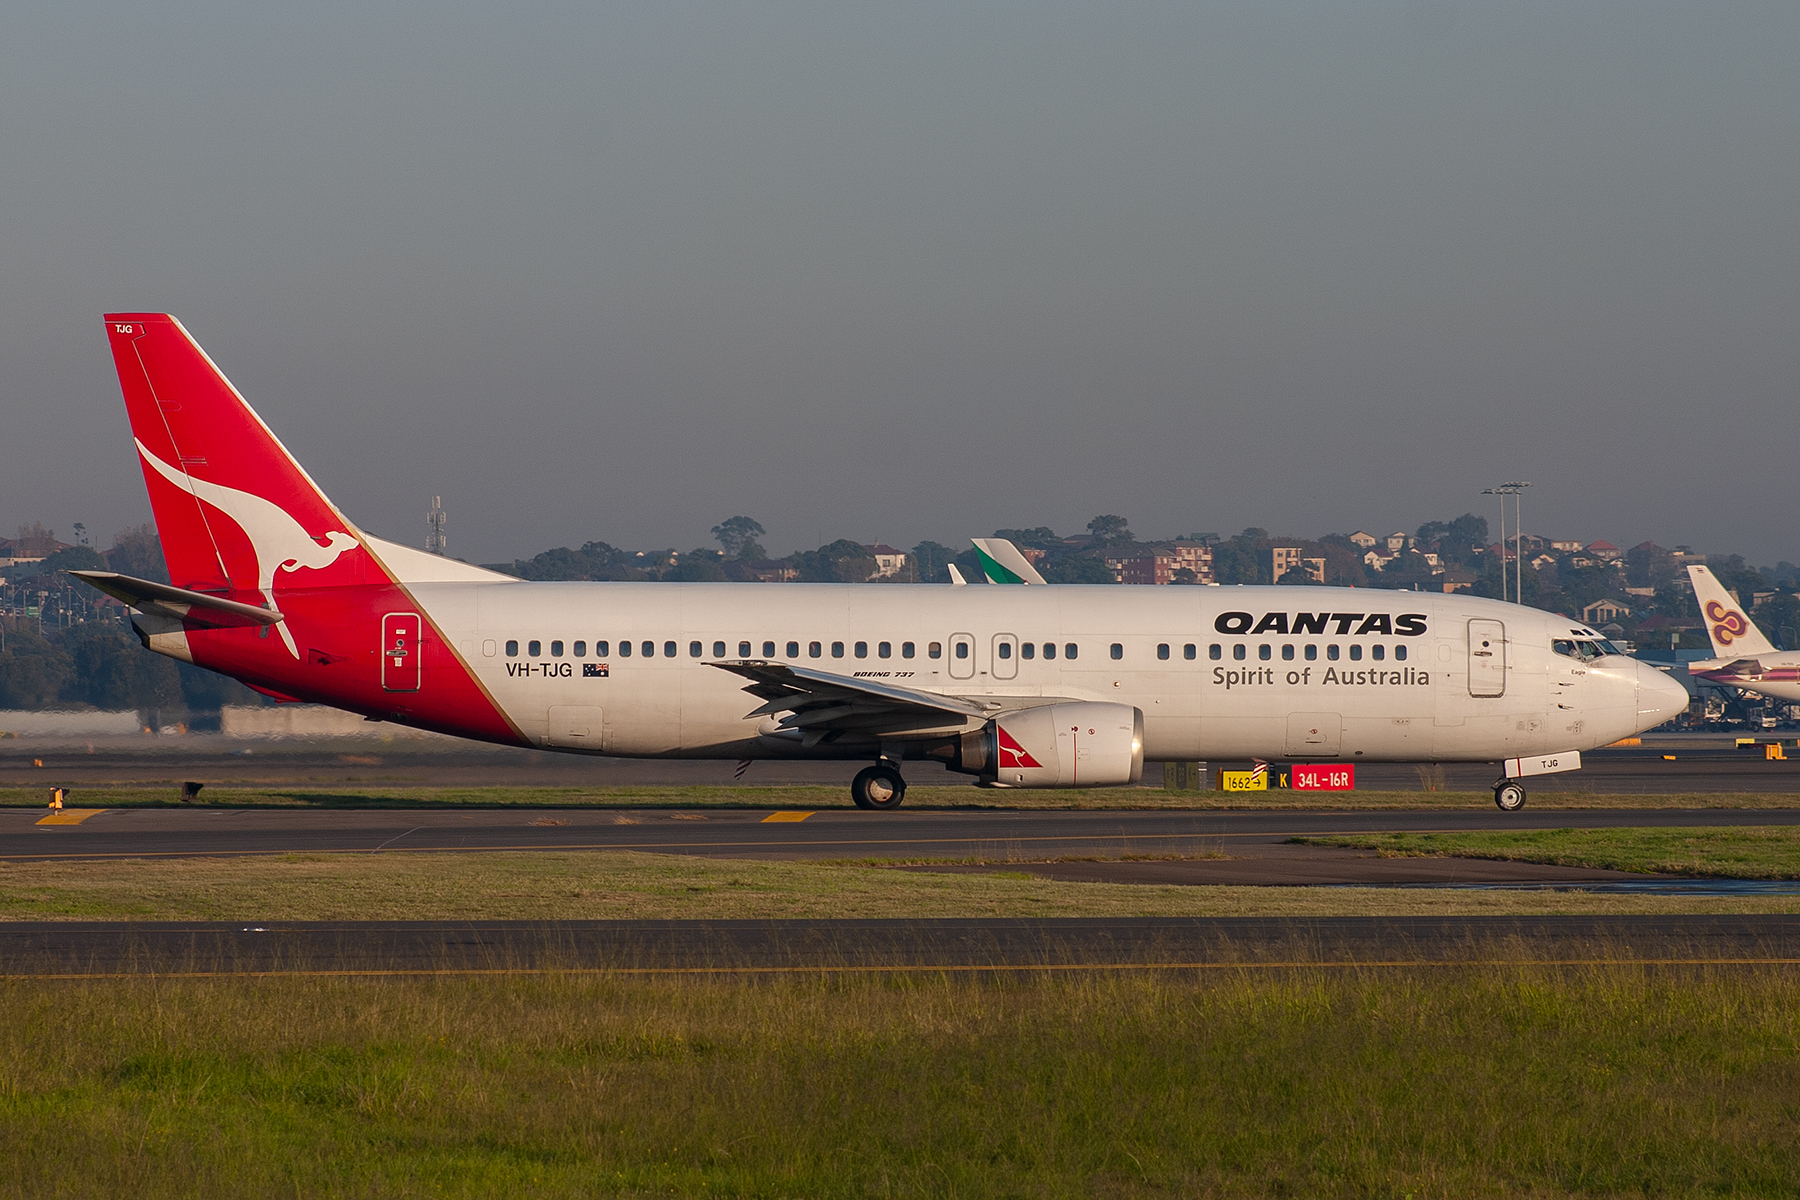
top-left (1219, 770), bottom-right (1267, 792)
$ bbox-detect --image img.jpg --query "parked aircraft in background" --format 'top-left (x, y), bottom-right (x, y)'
top-left (77, 315), bottom-right (1687, 811)
top-left (1686, 565), bottom-right (1800, 704)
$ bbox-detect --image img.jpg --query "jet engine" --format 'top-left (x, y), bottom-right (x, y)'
top-left (929, 702), bottom-right (1144, 788)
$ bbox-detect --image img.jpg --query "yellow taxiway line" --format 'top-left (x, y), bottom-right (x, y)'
top-left (35, 809), bottom-right (106, 827)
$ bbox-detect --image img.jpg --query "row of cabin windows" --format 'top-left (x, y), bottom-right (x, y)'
top-left (500, 639), bottom-right (1084, 661)
top-left (1204, 642), bottom-right (1407, 662)
top-left (497, 638), bottom-right (1403, 663)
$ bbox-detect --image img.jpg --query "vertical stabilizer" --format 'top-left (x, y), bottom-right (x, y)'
top-left (971, 538), bottom-right (1048, 585)
top-left (103, 315), bottom-right (375, 657)
top-left (1688, 565), bottom-right (1776, 657)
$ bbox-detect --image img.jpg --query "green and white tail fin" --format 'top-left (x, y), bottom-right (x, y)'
top-left (971, 538), bottom-right (1047, 585)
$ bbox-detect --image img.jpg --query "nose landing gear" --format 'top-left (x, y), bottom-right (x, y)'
top-left (1493, 780), bottom-right (1527, 812)
top-left (851, 763), bottom-right (907, 810)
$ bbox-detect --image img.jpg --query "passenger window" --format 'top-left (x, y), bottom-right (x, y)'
top-left (688, 641), bottom-right (702, 658)
top-left (902, 642), bottom-right (915, 658)
top-left (1021, 643), bottom-right (1035, 660)
top-left (1304, 645), bottom-right (1317, 661)
top-left (1065, 644), bottom-right (1079, 660)
top-left (854, 641), bottom-right (868, 658)
top-left (1110, 644), bottom-right (1123, 660)
top-left (573, 641), bottom-right (586, 657)
top-left (713, 641), bottom-right (727, 658)
top-left (1258, 644), bottom-right (1272, 661)
top-left (1184, 644), bottom-right (1196, 660)
top-left (739, 641), bottom-right (752, 657)
top-left (879, 642), bottom-right (892, 658)
top-left (832, 641), bottom-right (845, 658)
top-left (1395, 645), bottom-right (1408, 661)
top-left (1281, 645), bottom-right (1294, 661)
top-left (528, 640), bottom-right (541, 657)
top-left (955, 642), bottom-right (969, 659)
top-left (619, 641), bottom-right (631, 657)
top-left (786, 641), bottom-right (799, 658)
top-left (809, 641), bottom-right (822, 658)
top-left (1233, 645), bottom-right (1246, 661)
top-left (999, 643), bottom-right (1012, 660)
top-left (1044, 643), bottom-right (1056, 660)
top-left (1350, 644), bottom-right (1363, 661)
top-left (1372, 644), bottom-right (1385, 661)
top-left (761, 641), bottom-right (775, 657)
top-left (929, 642), bottom-right (942, 659)
top-left (1209, 644), bottom-right (1221, 660)
top-left (641, 641), bottom-right (654, 657)
top-left (665, 641), bottom-right (678, 658)
top-left (1156, 644), bottom-right (1169, 660)
top-left (596, 641), bottom-right (609, 656)
top-left (505, 640), bottom-right (518, 657)
top-left (1327, 645), bottom-right (1340, 661)
top-left (550, 640), bottom-right (564, 657)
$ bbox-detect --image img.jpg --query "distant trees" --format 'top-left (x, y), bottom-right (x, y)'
top-left (911, 541), bottom-right (957, 584)
top-left (1086, 515), bottom-right (1133, 549)
top-left (106, 525), bottom-right (168, 583)
top-left (1415, 514), bottom-right (1488, 566)
top-left (0, 618), bottom-right (262, 713)
top-left (790, 540), bottom-right (876, 583)
top-left (711, 516), bottom-right (766, 561)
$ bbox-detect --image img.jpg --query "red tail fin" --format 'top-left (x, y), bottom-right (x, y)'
top-left (104, 315), bottom-right (369, 599)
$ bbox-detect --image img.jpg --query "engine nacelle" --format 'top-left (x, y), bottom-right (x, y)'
top-left (974, 702), bottom-right (1144, 788)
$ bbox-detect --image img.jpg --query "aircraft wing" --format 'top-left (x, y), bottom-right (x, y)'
top-left (710, 660), bottom-right (995, 746)
top-left (70, 570), bottom-right (284, 628)
top-left (1690, 657), bottom-right (1766, 679)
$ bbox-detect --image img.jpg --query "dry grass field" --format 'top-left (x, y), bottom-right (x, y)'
top-left (1, 964), bottom-right (1796, 1197)
top-left (0, 849), bottom-right (1796, 922)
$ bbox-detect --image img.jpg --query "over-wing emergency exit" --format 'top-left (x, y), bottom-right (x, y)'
top-left (77, 315), bottom-right (1689, 812)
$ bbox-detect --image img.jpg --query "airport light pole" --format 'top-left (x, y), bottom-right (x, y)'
top-left (1482, 482), bottom-right (1532, 605)
top-left (1482, 487), bottom-right (1508, 603)
top-left (1502, 481), bottom-right (1532, 605)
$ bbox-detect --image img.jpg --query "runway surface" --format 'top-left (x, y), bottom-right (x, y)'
top-left (6, 734), bottom-right (1800, 793)
top-left (6, 805), bottom-right (1800, 887)
top-left (4, 915), bottom-right (1797, 976)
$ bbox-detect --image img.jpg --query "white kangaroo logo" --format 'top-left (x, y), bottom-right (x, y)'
top-left (137, 439), bottom-right (359, 659)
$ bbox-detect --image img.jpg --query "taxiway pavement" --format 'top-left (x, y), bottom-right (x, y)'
top-left (5, 806), bottom-right (1800, 888)
top-left (3, 915), bottom-right (1797, 977)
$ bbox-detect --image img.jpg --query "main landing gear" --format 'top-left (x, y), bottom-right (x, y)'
top-left (851, 762), bottom-right (907, 810)
top-left (1493, 779), bottom-right (1527, 812)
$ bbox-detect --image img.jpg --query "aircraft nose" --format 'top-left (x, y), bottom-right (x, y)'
top-left (1635, 661), bottom-right (1691, 728)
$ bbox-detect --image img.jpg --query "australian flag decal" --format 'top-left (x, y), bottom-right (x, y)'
top-left (583, 663), bottom-right (609, 678)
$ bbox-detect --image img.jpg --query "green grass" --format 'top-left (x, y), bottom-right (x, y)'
top-left (1302, 826), bottom-right (1800, 879)
top-left (0, 966), bottom-right (1796, 1196)
top-left (8, 783), bottom-right (1800, 810)
top-left (1, 850), bottom-right (1798, 922)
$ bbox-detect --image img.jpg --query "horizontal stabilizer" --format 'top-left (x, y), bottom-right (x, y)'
top-left (70, 570), bottom-right (284, 628)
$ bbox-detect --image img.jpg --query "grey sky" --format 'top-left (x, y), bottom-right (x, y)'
top-left (3, 3), bottom-right (1797, 565)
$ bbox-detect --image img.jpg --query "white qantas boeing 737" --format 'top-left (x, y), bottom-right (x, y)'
top-left (75, 315), bottom-right (1688, 811)
top-left (1686, 565), bottom-right (1800, 705)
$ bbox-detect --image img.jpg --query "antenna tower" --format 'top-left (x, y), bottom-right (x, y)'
top-left (426, 496), bottom-right (448, 555)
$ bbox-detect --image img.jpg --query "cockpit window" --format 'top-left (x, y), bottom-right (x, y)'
top-left (1555, 638), bottom-right (1615, 662)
